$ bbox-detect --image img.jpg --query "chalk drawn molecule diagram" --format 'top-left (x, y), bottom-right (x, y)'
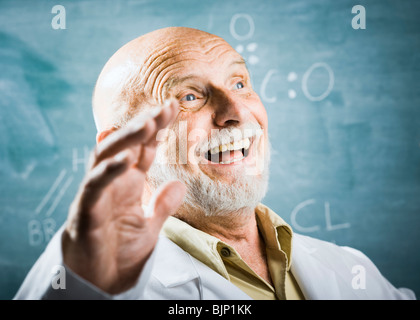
top-left (229, 14), bottom-right (335, 102)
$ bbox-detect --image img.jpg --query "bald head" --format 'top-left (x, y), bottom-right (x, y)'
top-left (93, 27), bottom-right (241, 133)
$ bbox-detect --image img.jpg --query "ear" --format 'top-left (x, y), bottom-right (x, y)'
top-left (96, 128), bottom-right (116, 144)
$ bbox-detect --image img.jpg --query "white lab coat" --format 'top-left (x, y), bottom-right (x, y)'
top-left (14, 225), bottom-right (415, 300)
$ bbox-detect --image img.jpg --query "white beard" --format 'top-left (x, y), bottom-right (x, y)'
top-left (147, 139), bottom-right (271, 217)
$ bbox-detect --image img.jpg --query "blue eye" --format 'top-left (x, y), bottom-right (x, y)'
top-left (181, 94), bottom-right (197, 102)
top-left (233, 81), bottom-right (245, 90)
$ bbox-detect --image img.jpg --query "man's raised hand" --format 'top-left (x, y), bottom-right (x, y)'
top-left (62, 100), bottom-right (186, 294)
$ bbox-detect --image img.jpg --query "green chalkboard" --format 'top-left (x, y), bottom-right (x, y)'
top-left (0, 0), bottom-right (419, 299)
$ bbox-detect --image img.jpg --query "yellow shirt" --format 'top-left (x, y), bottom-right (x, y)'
top-left (161, 203), bottom-right (305, 300)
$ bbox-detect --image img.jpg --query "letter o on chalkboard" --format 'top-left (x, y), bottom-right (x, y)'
top-left (302, 62), bottom-right (335, 102)
top-left (230, 13), bottom-right (255, 41)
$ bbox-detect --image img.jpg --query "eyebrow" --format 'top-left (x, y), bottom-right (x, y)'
top-left (162, 58), bottom-right (248, 97)
top-left (229, 57), bottom-right (250, 76)
top-left (162, 75), bottom-right (200, 99)
top-left (231, 57), bottom-right (247, 68)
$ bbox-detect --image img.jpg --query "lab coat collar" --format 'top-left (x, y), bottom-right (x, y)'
top-left (152, 236), bottom-right (201, 288)
top-left (291, 233), bottom-right (359, 300)
top-left (150, 236), bottom-right (252, 299)
top-left (291, 235), bottom-right (341, 299)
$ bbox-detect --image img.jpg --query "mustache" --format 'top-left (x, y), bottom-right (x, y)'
top-left (196, 122), bottom-right (264, 155)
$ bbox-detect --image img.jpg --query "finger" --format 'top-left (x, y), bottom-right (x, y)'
top-left (135, 144), bottom-right (157, 172)
top-left (92, 100), bottom-right (179, 168)
top-left (81, 150), bottom-right (133, 211)
top-left (153, 99), bottom-right (179, 132)
top-left (142, 99), bottom-right (179, 148)
top-left (146, 180), bottom-right (186, 233)
top-left (92, 117), bottom-right (157, 168)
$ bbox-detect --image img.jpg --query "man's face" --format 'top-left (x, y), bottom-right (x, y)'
top-left (144, 33), bottom-right (270, 216)
top-left (152, 37), bottom-right (269, 185)
top-left (95, 28), bottom-right (271, 215)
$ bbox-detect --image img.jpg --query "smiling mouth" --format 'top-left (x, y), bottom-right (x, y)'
top-left (203, 137), bottom-right (252, 165)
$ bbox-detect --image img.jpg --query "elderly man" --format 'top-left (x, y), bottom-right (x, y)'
top-left (15, 27), bottom-right (414, 300)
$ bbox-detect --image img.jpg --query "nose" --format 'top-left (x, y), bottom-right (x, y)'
top-left (210, 87), bottom-right (250, 128)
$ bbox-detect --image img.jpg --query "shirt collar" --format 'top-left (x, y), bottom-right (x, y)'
top-left (254, 203), bottom-right (293, 270)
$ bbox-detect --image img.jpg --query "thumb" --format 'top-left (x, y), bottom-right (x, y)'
top-left (147, 180), bottom-right (186, 232)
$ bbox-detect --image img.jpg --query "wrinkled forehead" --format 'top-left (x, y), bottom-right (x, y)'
top-left (145, 35), bottom-right (238, 67)
top-left (139, 35), bottom-right (243, 98)
top-left (101, 34), bottom-right (242, 96)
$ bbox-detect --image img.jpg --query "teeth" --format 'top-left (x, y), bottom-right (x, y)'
top-left (209, 138), bottom-right (251, 155)
top-left (210, 146), bottom-right (219, 154)
top-left (220, 156), bottom-right (245, 164)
